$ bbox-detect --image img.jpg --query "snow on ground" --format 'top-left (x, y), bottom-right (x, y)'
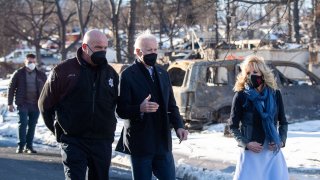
top-left (1, 107), bottom-right (319, 179)
top-left (0, 79), bottom-right (319, 179)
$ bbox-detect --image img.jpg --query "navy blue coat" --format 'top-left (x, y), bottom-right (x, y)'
top-left (115, 61), bottom-right (184, 156)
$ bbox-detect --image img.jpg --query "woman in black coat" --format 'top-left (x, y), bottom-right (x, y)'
top-left (229, 55), bottom-right (289, 180)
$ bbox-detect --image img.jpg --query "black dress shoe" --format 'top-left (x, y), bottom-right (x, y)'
top-left (24, 148), bottom-right (37, 153)
top-left (16, 147), bottom-right (23, 154)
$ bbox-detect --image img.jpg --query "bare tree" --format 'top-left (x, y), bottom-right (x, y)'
top-left (90, 0), bottom-right (125, 63)
top-left (0, 1), bottom-right (18, 57)
top-left (293, 0), bottom-right (300, 43)
top-left (215, 0), bottom-right (220, 59)
top-left (226, 0), bottom-right (232, 42)
top-left (109, 0), bottom-right (123, 63)
top-left (148, 0), bottom-right (183, 49)
top-left (314, 0), bottom-right (320, 43)
top-left (127, 0), bottom-right (137, 63)
top-left (75, 0), bottom-right (93, 37)
top-left (5, 0), bottom-right (55, 64)
top-left (54, 0), bottom-right (93, 60)
top-left (54, 0), bottom-right (76, 60)
top-left (287, 0), bottom-right (292, 42)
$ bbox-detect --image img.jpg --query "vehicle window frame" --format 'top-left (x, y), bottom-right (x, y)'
top-left (273, 64), bottom-right (317, 86)
top-left (168, 67), bottom-right (186, 87)
top-left (205, 65), bottom-right (229, 86)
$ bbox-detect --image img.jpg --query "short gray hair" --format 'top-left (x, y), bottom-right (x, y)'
top-left (134, 30), bottom-right (157, 54)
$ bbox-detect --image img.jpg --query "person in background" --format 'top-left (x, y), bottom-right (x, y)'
top-left (38, 29), bottom-right (119, 180)
top-left (7, 53), bottom-right (47, 154)
top-left (116, 30), bottom-right (188, 180)
top-left (229, 55), bottom-right (289, 180)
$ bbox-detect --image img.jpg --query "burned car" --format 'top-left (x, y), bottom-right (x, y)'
top-left (168, 59), bottom-right (320, 130)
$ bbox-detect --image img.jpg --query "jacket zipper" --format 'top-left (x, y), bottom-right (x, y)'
top-left (92, 82), bottom-right (96, 113)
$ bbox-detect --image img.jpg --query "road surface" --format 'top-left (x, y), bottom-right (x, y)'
top-left (0, 143), bottom-right (131, 180)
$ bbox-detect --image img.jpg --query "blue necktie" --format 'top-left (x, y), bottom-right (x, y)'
top-left (148, 67), bottom-right (154, 82)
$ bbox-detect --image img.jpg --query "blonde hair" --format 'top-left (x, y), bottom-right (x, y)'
top-left (233, 55), bottom-right (278, 92)
top-left (134, 30), bottom-right (157, 54)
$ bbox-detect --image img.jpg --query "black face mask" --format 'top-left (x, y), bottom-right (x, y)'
top-left (91, 51), bottom-right (107, 65)
top-left (248, 74), bottom-right (264, 88)
top-left (87, 45), bottom-right (107, 65)
top-left (143, 53), bottom-right (157, 66)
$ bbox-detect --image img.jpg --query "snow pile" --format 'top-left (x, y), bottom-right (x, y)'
top-left (176, 159), bottom-right (232, 180)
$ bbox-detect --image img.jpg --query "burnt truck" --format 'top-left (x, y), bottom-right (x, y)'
top-left (167, 59), bottom-right (320, 130)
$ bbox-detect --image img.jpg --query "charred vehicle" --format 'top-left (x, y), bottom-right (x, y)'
top-left (167, 59), bottom-right (320, 130)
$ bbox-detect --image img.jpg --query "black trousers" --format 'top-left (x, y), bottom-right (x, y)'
top-left (130, 151), bottom-right (176, 180)
top-left (60, 134), bottom-right (113, 180)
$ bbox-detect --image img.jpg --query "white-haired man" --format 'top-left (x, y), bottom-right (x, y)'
top-left (116, 30), bottom-right (188, 180)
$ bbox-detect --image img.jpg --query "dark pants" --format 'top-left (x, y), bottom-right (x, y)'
top-left (17, 104), bottom-right (39, 149)
top-left (60, 135), bottom-right (113, 180)
top-left (130, 152), bottom-right (176, 180)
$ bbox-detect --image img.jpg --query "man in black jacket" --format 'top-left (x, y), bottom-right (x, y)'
top-left (7, 53), bottom-right (46, 154)
top-left (38, 29), bottom-right (119, 180)
top-left (116, 31), bottom-right (188, 180)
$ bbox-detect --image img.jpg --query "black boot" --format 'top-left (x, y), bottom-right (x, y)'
top-left (16, 146), bottom-right (23, 153)
top-left (24, 147), bottom-right (37, 153)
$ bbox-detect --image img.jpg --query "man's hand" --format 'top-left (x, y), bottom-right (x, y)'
top-left (176, 128), bottom-right (188, 143)
top-left (8, 105), bottom-right (15, 112)
top-left (140, 94), bottom-right (159, 113)
top-left (246, 141), bottom-right (263, 153)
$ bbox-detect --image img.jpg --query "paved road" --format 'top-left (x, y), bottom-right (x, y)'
top-left (0, 145), bottom-right (132, 180)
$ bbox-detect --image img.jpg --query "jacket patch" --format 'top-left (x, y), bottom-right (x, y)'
top-left (108, 78), bottom-right (114, 87)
